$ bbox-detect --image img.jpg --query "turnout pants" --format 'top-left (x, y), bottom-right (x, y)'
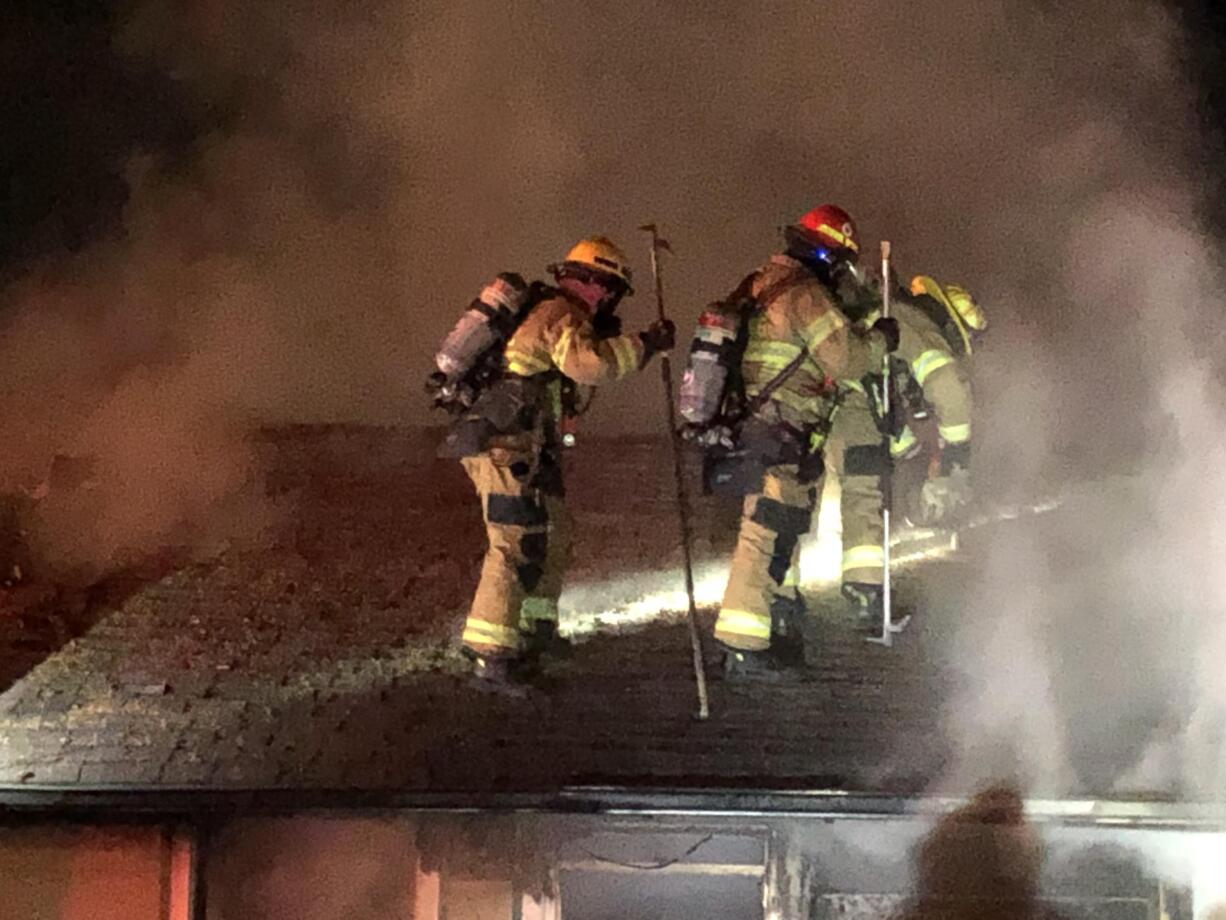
top-left (460, 447), bottom-right (570, 657)
top-left (714, 465), bottom-right (819, 651)
top-left (836, 390), bottom-right (889, 588)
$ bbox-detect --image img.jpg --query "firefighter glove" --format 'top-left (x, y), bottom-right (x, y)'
top-left (871, 316), bottom-right (900, 353)
top-left (639, 319), bottom-right (676, 359)
top-left (591, 310), bottom-right (623, 339)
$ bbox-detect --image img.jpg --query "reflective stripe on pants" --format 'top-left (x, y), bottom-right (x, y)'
top-left (715, 464), bottom-right (818, 651)
top-left (460, 450), bottom-right (569, 656)
top-left (833, 388), bottom-right (886, 587)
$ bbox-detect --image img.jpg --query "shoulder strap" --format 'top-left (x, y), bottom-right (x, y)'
top-left (476, 279), bottom-right (553, 381)
top-left (742, 350), bottom-right (810, 419)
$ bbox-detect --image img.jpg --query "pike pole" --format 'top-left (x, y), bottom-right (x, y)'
top-left (640, 223), bottom-right (710, 720)
top-left (868, 240), bottom-right (897, 647)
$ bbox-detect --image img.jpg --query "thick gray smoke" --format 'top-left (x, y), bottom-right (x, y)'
top-left (0, 1), bottom-right (1222, 791)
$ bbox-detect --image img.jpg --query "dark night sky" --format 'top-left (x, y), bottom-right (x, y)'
top-left (0, 1), bottom-right (204, 283)
top-left (2, 0), bottom-right (1224, 288)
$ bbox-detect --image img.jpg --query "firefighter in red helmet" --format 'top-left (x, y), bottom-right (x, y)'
top-left (684, 204), bottom-right (899, 680)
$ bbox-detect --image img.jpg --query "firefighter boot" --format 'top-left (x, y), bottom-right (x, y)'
top-left (842, 582), bottom-right (911, 639)
top-left (520, 619), bottom-right (573, 668)
top-left (769, 594), bottom-right (808, 669)
top-left (464, 649), bottom-right (534, 698)
top-left (721, 645), bottom-right (790, 683)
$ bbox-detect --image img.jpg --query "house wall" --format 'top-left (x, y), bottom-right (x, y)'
top-left (0, 826), bottom-right (180, 920)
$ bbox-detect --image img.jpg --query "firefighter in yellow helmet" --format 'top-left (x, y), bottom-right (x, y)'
top-left (687, 205), bottom-right (899, 680)
top-left (831, 271), bottom-right (984, 633)
top-left (458, 236), bottom-right (675, 690)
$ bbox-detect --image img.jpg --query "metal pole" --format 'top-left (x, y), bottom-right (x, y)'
top-left (639, 223), bottom-right (710, 720)
top-left (869, 241), bottom-right (896, 647)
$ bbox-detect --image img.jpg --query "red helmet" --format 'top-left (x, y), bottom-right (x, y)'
top-left (791, 204), bottom-right (860, 263)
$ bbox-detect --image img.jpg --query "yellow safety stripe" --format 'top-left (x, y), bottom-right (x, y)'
top-left (743, 355), bottom-right (797, 374)
top-left (939, 422), bottom-right (971, 443)
top-left (782, 566), bottom-right (801, 588)
top-left (714, 608), bottom-right (772, 640)
top-left (800, 311), bottom-right (842, 347)
top-left (890, 426), bottom-right (918, 458)
top-left (912, 349), bottom-right (954, 387)
top-left (744, 340), bottom-right (804, 368)
top-left (506, 347), bottom-right (550, 376)
top-left (817, 223), bottom-right (859, 253)
top-left (461, 618), bottom-right (522, 651)
top-left (610, 335), bottom-right (640, 376)
top-left (520, 597), bottom-right (559, 623)
top-left (549, 327), bottom-right (576, 369)
top-left (842, 544), bottom-right (885, 573)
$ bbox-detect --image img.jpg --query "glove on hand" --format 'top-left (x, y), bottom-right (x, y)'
top-left (639, 319), bottom-right (676, 359)
top-left (591, 310), bottom-right (623, 339)
top-left (871, 316), bottom-right (900, 353)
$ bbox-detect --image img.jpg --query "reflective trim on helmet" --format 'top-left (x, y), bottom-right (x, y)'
top-left (912, 349), bottom-right (954, 386)
top-left (817, 223), bottom-right (859, 252)
top-left (714, 608), bottom-right (773, 641)
top-left (842, 544), bottom-right (885, 573)
top-left (462, 618), bottom-right (522, 651)
top-left (558, 261), bottom-right (629, 290)
top-left (938, 421), bottom-right (971, 444)
top-left (507, 347), bottom-right (551, 376)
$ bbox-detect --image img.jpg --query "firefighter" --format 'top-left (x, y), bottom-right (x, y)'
top-left (708, 205), bottom-right (899, 679)
top-left (459, 236), bottom-right (675, 689)
top-left (833, 272), bottom-right (985, 633)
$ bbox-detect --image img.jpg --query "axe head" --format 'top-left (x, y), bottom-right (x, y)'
top-left (638, 223), bottom-right (672, 252)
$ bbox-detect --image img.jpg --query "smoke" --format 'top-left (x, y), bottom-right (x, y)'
top-left (934, 35), bottom-right (1226, 792)
top-left (1, 0), bottom-right (1223, 790)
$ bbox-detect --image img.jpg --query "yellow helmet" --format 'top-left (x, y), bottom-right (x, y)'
top-left (549, 236), bottom-right (634, 292)
top-left (943, 283), bottom-right (987, 332)
top-left (910, 275), bottom-right (987, 355)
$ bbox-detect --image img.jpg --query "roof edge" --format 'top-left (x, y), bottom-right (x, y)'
top-left (0, 785), bottom-right (1222, 829)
